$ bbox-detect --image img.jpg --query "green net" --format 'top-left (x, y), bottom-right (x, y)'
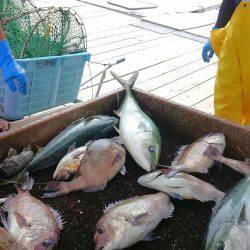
top-left (0, 0), bottom-right (87, 59)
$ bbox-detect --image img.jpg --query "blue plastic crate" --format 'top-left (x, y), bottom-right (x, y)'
top-left (0, 52), bottom-right (90, 121)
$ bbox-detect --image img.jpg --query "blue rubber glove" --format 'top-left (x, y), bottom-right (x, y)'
top-left (0, 40), bottom-right (27, 95)
top-left (202, 40), bottom-right (214, 63)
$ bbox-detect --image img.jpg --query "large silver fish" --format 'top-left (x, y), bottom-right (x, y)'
top-left (138, 169), bottom-right (224, 202)
top-left (0, 179), bottom-right (63, 249)
top-left (206, 176), bottom-right (250, 250)
top-left (169, 133), bottom-right (226, 173)
top-left (111, 71), bottom-right (161, 172)
top-left (204, 145), bottom-right (250, 176)
top-left (94, 193), bottom-right (174, 250)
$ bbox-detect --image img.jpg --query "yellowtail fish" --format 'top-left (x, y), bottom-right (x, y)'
top-left (111, 71), bottom-right (161, 172)
top-left (206, 176), bottom-right (250, 250)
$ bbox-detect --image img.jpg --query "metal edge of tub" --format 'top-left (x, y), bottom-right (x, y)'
top-left (0, 88), bottom-right (249, 160)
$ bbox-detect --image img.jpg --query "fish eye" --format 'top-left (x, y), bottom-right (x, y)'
top-left (42, 241), bottom-right (51, 247)
top-left (43, 239), bottom-right (53, 247)
top-left (96, 227), bottom-right (104, 234)
top-left (148, 145), bottom-right (154, 153)
top-left (216, 241), bottom-right (225, 250)
top-left (67, 170), bottom-right (74, 178)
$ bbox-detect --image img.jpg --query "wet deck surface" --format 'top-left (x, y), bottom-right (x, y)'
top-left (0, 110), bottom-right (243, 249)
top-left (32, 0), bottom-right (219, 116)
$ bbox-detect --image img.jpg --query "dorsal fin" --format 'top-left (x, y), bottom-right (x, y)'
top-left (238, 204), bottom-right (247, 225)
top-left (67, 117), bottom-right (86, 128)
top-left (171, 145), bottom-right (189, 166)
top-left (67, 143), bottom-right (77, 153)
top-left (22, 145), bottom-right (32, 152)
top-left (50, 208), bottom-right (64, 230)
top-left (7, 148), bottom-right (17, 158)
top-left (104, 197), bottom-right (137, 213)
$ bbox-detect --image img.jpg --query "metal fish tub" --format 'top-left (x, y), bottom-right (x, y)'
top-left (0, 89), bottom-right (249, 249)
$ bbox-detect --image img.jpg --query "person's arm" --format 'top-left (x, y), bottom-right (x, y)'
top-left (215, 0), bottom-right (240, 28)
top-left (202, 0), bottom-right (240, 62)
top-left (0, 25), bottom-right (27, 94)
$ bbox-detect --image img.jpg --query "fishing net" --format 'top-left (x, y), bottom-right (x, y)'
top-left (0, 0), bottom-right (87, 59)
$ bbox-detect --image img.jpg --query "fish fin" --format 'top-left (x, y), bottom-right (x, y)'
top-left (143, 232), bottom-right (160, 241)
top-left (67, 142), bottom-right (77, 153)
top-left (14, 212), bottom-right (30, 228)
top-left (125, 212), bottom-right (150, 226)
top-left (7, 148), bottom-right (17, 158)
top-left (238, 205), bottom-right (247, 225)
top-left (0, 208), bottom-right (10, 231)
top-left (36, 145), bottom-right (44, 154)
top-left (2, 194), bottom-right (15, 212)
top-left (84, 184), bottom-right (106, 192)
top-left (113, 125), bottom-right (120, 134)
top-left (203, 145), bottom-right (222, 161)
top-left (27, 177), bottom-right (34, 191)
top-left (110, 151), bottom-right (123, 168)
top-left (163, 169), bottom-right (180, 178)
top-left (43, 181), bottom-right (68, 198)
top-left (110, 136), bottom-right (124, 145)
top-left (113, 109), bottom-right (121, 117)
top-left (67, 117), bottom-right (86, 127)
top-left (50, 208), bottom-right (64, 230)
top-left (22, 145), bottom-right (32, 152)
top-left (170, 193), bottom-right (183, 200)
top-left (120, 166), bottom-right (126, 176)
top-left (104, 200), bottom-right (124, 213)
top-left (104, 197), bottom-right (137, 213)
top-left (0, 169), bottom-right (30, 187)
top-left (110, 71), bottom-right (139, 92)
top-left (171, 145), bottom-right (189, 166)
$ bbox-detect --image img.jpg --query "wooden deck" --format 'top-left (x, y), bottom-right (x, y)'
top-left (34, 0), bottom-right (219, 115)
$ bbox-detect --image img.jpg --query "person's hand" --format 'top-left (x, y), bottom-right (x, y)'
top-left (202, 40), bottom-right (214, 63)
top-left (0, 40), bottom-right (27, 95)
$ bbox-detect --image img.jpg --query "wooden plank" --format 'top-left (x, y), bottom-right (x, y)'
top-left (192, 95), bottom-right (214, 114)
top-left (150, 62), bottom-right (216, 99)
top-left (91, 34), bottom-right (182, 63)
top-left (91, 31), bottom-right (164, 56)
top-left (81, 39), bottom-right (203, 89)
top-left (88, 29), bottom-right (161, 49)
top-left (79, 59), bottom-right (217, 102)
top-left (170, 78), bottom-right (215, 107)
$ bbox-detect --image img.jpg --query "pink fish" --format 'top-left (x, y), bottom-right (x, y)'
top-left (0, 179), bottom-right (63, 250)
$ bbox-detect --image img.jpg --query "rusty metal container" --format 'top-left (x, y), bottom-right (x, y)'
top-left (0, 89), bottom-right (249, 249)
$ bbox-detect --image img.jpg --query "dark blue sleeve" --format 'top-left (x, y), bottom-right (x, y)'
top-left (215, 0), bottom-right (241, 28)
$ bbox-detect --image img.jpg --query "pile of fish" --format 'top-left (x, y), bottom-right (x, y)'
top-left (0, 71), bottom-right (249, 250)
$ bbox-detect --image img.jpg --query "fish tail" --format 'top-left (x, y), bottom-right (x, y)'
top-left (0, 169), bottom-right (30, 188)
top-left (110, 71), bottom-right (139, 93)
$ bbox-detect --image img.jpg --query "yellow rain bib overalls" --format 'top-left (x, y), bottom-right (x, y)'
top-left (210, 1), bottom-right (250, 126)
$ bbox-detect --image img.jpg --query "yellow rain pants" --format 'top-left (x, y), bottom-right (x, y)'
top-left (210, 1), bottom-right (250, 126)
